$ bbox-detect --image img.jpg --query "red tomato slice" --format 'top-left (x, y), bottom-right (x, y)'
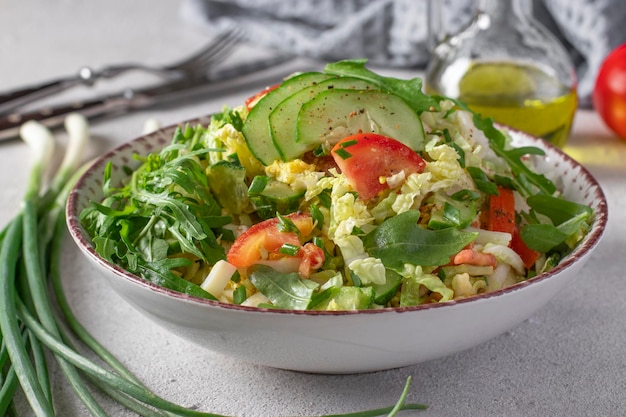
top-left (227, 213), bottom-right (314, 268)
top-left (487, 187), bottom-right (540, 269)
top-left (511, 225), bottom-right (540, 269)
top-left (245, 83), bottom-right (280, 110)
top-left (330, 133), bottom-right (426, 201)
top-left (487, 186), bottom-right (516, 235)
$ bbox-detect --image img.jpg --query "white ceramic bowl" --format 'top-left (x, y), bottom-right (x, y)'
top-left (66, 116), bottom-right (608, 374)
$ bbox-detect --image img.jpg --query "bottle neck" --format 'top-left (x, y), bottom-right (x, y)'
top-left (477, 0), bottom-right (532, 25)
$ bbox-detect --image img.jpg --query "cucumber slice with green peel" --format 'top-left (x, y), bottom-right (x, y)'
top-left (296, 89), bottom-right (425, 151)
top-left (310, 286), bottom-right (374, 311)
top-left (248, 178), bottom-right (305, 220)
top-left (427, 193), bottom-right (478, 230)
top-left (206, 161), bottom-right (249, 215)
top-left (370, 269), bottom-right (403, 305)
top-left (439, 265), bottom-right (494, 279)
top-left (242, 72), bottom-right (334, 165)
top-left (269, 77), bottom-right (379, 161)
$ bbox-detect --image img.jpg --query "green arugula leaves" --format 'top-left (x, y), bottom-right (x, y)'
top-left (521, 194), bottom-right (593, 252)
top-left (249, 265), bottom-right (318, 310)
top-left (363, 211), bottom-right (478, 269)
top-left (81, 123), bottom-right (233, 299)
top-left (324, 59), bottom-right (440, 114)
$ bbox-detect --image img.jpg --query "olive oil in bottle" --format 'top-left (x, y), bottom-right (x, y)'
top-left (424, 0), bottom-right (578, 148)
top-left (452, 61), bottom-right (577, 148)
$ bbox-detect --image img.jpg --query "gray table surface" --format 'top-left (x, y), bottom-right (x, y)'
top-left (1, 1), bottom-right (625, 416)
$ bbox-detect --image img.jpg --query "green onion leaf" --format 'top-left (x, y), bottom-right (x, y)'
top-left (276, 213), bottom-right (300, 234)
top-left (451, 189), bottom-right (480, 201)
top-left (233, 285), bottom-right (247, 305)
top-left (310, 203), bottom-right (324, 230)
top-left (279, 243), bottom-right (301, 256)
top-left (340, 139), bottom-right (359, 148)
top-left (334, 148), bottom-right (352, 160)
top-left (248, 175), bottom-right (270, 195)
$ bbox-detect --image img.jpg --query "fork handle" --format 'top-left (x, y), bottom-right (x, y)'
top-left (0, 74), bottom-right (90, 115)
top-left (0, 92), bottom-right (132, 141)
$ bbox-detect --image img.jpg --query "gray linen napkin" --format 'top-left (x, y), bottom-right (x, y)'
top-left (180, 0), bottom-right (626, 107)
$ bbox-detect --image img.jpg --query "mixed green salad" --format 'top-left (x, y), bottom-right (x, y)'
top-left (81, 60), bottom-right (594, 311)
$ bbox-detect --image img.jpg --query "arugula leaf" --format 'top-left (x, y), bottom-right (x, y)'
top-left (526, 194), bottom-right (593, 226)
top-left (211, 106), bottom-right (244, 131)
top-left (519, 194), bottom-right (593, 252)
top-left (323, 59), bottom-right (440, 114)
top-left (466, 166), bottom-right (499, 195)
top-left (248, 265), bottom-right (318, 310)
top-left (441, 98), bottom-right (594, 255)
top-left (138, 258), bottom-right (217, 300)
top-left (520, 224), bottom-right (568, 253)
top-left (470, 113), bottom-right (557, 196)
top-left (362, 211), bottom-right (478, 269)
top-left (82, 124), bottom-right (235, 298)
top-left (521, 211), bottom-right (591, 253)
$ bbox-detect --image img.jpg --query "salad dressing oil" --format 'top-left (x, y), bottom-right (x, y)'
top-left (461, 61), bottom-right (576, 148)
top-left (424, 0), bottom-right (579, 148)
top-left (426, 61), bottom-right (577, 148)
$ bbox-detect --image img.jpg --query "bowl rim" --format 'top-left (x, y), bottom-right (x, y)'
top-left (66, 116), bottom-right (609, 317)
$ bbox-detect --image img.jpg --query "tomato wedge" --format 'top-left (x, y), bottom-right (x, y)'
top-left (487, 186), bottom-right (540, 269)
top-left (487, 186), bottom-right (516, 235)
top-left (227, 213), bottom-right (314, 268)
top-left (330, 133), bottom-right (426, 201)
top-left (511, 225), bottom-right (541, 269)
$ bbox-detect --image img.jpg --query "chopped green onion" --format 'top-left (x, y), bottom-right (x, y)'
top-left (339, 139), bottom-right (359, 148)
top-left (248, 175), bottom-right (270, 195)
top-left (442, 129), bottom-right (465, 167)
top-left (334, 148), bottom-right (352, 160)
top-left (312, 236), bottom-right (324, 248)
top-left (276, 213), bottom-right (300, 234)
top-left (279, 243), bottom-right (301, 256)
top-left (494, 174), bottom-right (515, 189)
top-left (233, 285), bottom-right (247, 305)
top-left (317, 189), bottom-right (332, 208)
top-left (310, 203), bottom-right (324, 230)
top-left (313, 144), bottom-right (327, 157)
top-left (451, 189), bottom-right (480, 201)
top-left (230, 270), bottom-right (241, 283)
top-left (351, 226), bottom-right (365, 236)
top-left (350, 271), bottom-right (362, 287)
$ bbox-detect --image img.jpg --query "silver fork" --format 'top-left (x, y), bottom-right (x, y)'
top-left (0, 28), bottom-right (243, 115)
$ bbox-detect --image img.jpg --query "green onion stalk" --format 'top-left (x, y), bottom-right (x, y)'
top-left (0, 116), bottom-right (427, 417)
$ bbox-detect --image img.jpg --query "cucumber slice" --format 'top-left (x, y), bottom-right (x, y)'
top-left (439, 264), bottom-right (494, 279)
top-left (369, 269), bottom-right (402, 305)
top-left (296, 89), bottom-right (425, 151)
top-left (242, 72), bottom-right (333, 165)
top-left (206, 161), bottom-right (248, 215)
top-left (269, 77), bottom-right (379, 161)
top-left (248, 178), bottom-right (305, 220)
top-left (310, 286), bottom-right (374, 311)
top-left (427, 193), bottom-right (478, 230)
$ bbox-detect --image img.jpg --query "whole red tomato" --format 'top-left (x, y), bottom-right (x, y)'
top-left (593, 43), bottom-right (626, 140)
